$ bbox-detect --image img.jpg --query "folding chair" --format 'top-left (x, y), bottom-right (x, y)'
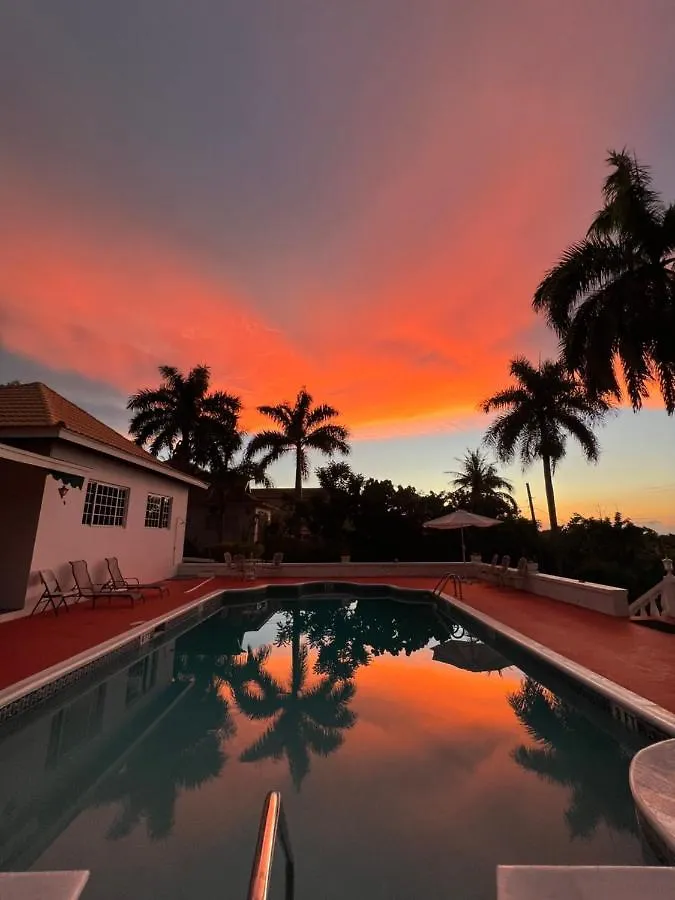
top-left (70, 559), bottom-right (142, 608)
top-left (105, 557), bottom-right (168, 597)
top-left (33, 570), bottom-right (77, 616)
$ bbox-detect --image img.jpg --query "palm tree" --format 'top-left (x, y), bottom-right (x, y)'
top-left (447, 449), bottom-right (518, 517)
top-left (508, 679), bottom-right (638, 839)
top-left (533, 150), bottom-right (675, 413)
top-left (233, 613), bottom-right (356, 790)
top-left (247, 389), bottom-right (350, 499)
top-left (128, 365), bottom-right (242, 470)
top-left (481, 357), bottom-right (608, 531)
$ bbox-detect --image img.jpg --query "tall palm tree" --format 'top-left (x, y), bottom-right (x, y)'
top-left (447, 449), bottom-right (518, 517)
top-left (481, 357), bottom-right (608, 531)
top-left (247, 389), bottom-right (350, 499)
top-left (533, 149), bottom-right (675, 413)
top-left (232, 613), bottom-right (356, 790)
top-left (128, 365), bottom-right (242, 470)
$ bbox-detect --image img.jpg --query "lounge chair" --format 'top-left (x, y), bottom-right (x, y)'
top-left (105, 557), bottom-right (169, 598)
top-left (33, 570), bottom-right (78, 616)
top-left (70, 559), bottom-right (142, 608)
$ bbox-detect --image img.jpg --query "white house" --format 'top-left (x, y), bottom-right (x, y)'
top-left (0, 382), bottom-right (206, 616)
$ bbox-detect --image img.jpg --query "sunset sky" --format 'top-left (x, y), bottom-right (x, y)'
top-left (1, 1), bottom-right (674, 529)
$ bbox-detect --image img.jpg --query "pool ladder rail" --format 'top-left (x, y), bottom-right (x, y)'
top-left (247, 791), bottom-right (295, 900)
top-left (433, 572), bottom-right (465, 601)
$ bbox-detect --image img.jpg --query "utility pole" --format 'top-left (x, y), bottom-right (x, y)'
top-left (526, 482), bottom-right (537, 528)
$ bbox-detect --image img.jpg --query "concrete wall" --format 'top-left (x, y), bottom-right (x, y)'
top-left (26, 444), bottom-right (190, 613)
top-left (0, 459), bottom-right (47, 611)
top-left (177, 560), bottom-right (462, 580)
top-left (176, 558), bottom-right (629, 616)
top-left (526, 571), bottom-right (629, 616)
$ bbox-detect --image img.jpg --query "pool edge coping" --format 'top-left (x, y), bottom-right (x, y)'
top-left (439, 591), bottom-right (675, 738)
top-left (0, 586), bottom-right (226, 712)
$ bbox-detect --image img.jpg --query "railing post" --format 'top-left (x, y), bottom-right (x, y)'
top-left (247, 791), bottom-right (295, 900)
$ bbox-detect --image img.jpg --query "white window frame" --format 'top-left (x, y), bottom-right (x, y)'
top-left (145, 493), bottom-right (172, 529)
top-left (82, 480), bottom-right (129, 527)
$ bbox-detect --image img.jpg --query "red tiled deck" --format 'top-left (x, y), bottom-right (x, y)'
top-left (1, 574), bottom-right (675, 721)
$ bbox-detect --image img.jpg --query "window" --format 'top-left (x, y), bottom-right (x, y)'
top-left (46, 684), bottom-right (107, 769)
top-left (145, 493), bottom-right (172, 528)
top-left (82, 480), bottom-right (129, 526)
top-left (125, 653), bottom-right (159, 707)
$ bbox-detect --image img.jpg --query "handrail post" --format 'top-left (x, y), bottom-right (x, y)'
top-left (247, 791), bottom-right (295, 900)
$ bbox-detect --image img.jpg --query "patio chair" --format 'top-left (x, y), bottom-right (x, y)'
top-left (223, 551), bottom-right (233, 567)
top-left (33, 570), bottom-right (77, 616)
top-left (232, 554), bottom-right (246, 575)
top-left (70, 559), bottom-right (142, 608)
top-left (480, 553), bottom-right (499, 583)
top-left (105, 557), bottom-right (169, 598)
top-left (272, 552), bottom-right (284, 568)
top-left (496, 555), bottom-right (511, 586)
top-left (510, 556), bottom-right (529, 589)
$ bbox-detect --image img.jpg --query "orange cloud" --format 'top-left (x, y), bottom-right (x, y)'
top-left (0, 3), bottom-right (668, 438)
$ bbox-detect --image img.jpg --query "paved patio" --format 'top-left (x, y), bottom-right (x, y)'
top-left (1, 575), bottom-right (674, 720)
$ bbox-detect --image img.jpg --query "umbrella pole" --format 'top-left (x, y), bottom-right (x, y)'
top-left (461, 528), bottom-right (466, 563)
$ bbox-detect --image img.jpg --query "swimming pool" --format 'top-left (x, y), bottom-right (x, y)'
top-left (0, 589), bottom-right (652, 899)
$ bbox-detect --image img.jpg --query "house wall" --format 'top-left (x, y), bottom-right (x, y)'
top-left (0, 459), bottom-right (47, 611)
top-left (25, 443), bottom-right (190, 612)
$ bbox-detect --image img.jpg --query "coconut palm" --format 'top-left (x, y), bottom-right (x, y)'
top-left (509, 679), bottom-right (638, 839)
top-left (533, 150), bottom-right (675, 413)
top-left (447, 449), bottom-right (518, 518)
top-left (128, 365), bottom-right (242, 470)
top-left (247, 389), bottom-right (350, 499)
top-left (481, 357), bottom-right (608, 531)
top-left (233, 613), bottom-right (356, 790)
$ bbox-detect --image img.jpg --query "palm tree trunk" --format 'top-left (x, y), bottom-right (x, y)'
top-left (542, 454), bottom-right (558, 532)
top-left (294, 445), bottom-right (303, 500)
top-left (291, 611), bottom-right (301, 699)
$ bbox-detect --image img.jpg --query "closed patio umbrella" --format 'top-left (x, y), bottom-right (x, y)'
top-left (423, 509), bottom-right (501, 563)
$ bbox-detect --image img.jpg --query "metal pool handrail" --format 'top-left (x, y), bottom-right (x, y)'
top-left (433, 572), bottom-right (464, 601)
top-left (246, 791), bottom-right (295, 900)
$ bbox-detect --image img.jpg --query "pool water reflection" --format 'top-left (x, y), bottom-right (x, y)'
top-left (0, 595), bottom-right (650, 899)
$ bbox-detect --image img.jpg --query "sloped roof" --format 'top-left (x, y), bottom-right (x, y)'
top-left (0, 381), bottom-right (162, 465)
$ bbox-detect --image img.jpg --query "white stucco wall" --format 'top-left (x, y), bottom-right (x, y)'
top-left (26, 443), bottom-right (190, 611)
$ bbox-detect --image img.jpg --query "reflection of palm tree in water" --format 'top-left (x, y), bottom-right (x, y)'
top-left (508, 678), bottom-right (638, 838)
top-left (285, 599), bottom-right (448, 681)
top-left (234, 612), bottom-right (356, 790)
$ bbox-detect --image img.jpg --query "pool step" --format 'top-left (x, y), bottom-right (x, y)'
top-left (497, 866), bottom-right (675, 900)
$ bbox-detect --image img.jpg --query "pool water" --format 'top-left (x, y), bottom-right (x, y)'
top-left (0, 593), bottom-right (651, 899)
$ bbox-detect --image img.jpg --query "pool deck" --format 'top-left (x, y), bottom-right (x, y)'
top-left (1, 574), bottom-right (675, 721)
